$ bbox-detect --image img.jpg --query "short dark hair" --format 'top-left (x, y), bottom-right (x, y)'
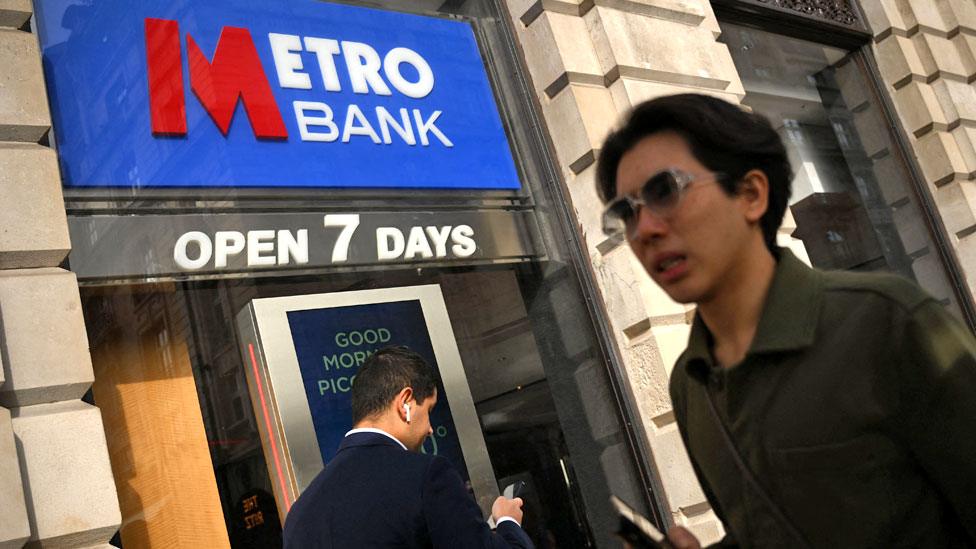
top-left (596, 94), bottom-right (793, 253)
top-left (351, 346), bottom-right (437, 424)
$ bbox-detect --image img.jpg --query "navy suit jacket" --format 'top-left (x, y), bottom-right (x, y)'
top-left (283, 432), bottom-right (535, 548)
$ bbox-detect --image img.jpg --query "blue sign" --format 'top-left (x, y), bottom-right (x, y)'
top-left (286, 300), bottom-right (468, 477)
top-left (34, 0), bottom-right (521, 189)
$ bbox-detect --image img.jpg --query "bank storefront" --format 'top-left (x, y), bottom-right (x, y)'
top-left (31, 0), bottom-right (658, 547)
top-left (3, 0), bottom-right (976, 547)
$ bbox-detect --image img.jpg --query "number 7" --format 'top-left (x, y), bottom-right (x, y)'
top-left (323, 214), bottom-right (361, 263)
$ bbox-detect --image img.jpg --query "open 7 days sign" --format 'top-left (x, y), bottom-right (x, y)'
top-left (34, 0), bottom-right (521, 189)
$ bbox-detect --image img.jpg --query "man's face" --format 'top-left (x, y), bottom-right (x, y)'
top-left (615, 131), bottom-right (757, 305)
top-left (405, 389), bottom-right (437, 452)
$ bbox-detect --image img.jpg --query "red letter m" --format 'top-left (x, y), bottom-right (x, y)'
top-left (145, 18), bottom-right (287, 139)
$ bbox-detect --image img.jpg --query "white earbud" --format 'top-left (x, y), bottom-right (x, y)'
top-left (404, 403), bottom-right (411, 423)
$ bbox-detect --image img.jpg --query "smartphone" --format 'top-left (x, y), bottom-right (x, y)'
top-left (610, 495), bottom-right (671, 549)
top-left (488, 480), bottom-right (528, 530)
top-left (503, 480), bottom-right (526, 499)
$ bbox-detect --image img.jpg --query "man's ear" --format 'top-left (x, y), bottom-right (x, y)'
top-left (737, 169), bottom-right (770, 224)
top-left (396, 387), bottom-right (413, 421)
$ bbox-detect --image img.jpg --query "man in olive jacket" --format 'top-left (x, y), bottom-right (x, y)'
top-left (596, 94), bottom-right (976, 547)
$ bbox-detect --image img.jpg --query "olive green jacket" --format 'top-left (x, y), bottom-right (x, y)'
top-left (670, 249), bottom-right (976, 548)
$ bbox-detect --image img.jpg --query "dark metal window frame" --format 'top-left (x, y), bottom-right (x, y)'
top-left (714, 0), bottom-right (976, 333)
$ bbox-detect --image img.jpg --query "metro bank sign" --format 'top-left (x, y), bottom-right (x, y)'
top-left (35, 0), bottom-right (521, 189)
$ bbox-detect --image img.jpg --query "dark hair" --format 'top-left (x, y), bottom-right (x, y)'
top-left (351, 346), bottom-right (437, 424)
top-left (596, 94), bottom-right (793, 253)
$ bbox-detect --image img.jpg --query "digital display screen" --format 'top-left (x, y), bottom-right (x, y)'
top-left (286, 299), bottom-right (467, 476)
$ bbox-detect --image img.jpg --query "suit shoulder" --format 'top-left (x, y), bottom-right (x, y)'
top-left (821, 268), bottom-right (934, 312)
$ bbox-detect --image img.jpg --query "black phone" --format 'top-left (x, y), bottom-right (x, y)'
top-left (503, 480), bottom-right (526, 499)
top-left (611, 495), bottom-right (671, 549)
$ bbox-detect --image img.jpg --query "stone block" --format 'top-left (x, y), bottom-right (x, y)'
top-left (594, 246), bottom-right (651, 331)
top-left (952, 229), bottom-right (976, 291)
top-left (569, 165), bottom-right (608, 250)
top-left (905, 0), bottom-right (953, 34)
top-left (593, 0), bottom-right (706, 26)
top-left (11, 400), bottom-right (121, 547)
top-left (647, 425), bottom-right (707, 511)
top-left (873, 35), bottom-right (926, 86)
top-left (955, 33), bottom-right (976, 76)
top-left (541, 83), bottom-right (617, 175)
top-left (696, 0), bottom-right (721, 37)
top-left (0, 407), bottom-right (30, 548)
top-left (861, 0), bottom-right (908, 37)
top-left (0, 268), bottom-right (94, 407)
top-left (542, 88), bottom-right (590, 178)
top-left (682, 508), bottom-right (725, 546)
top-left (517, 11), bottom-right (603, 98)
top-left (0, 29), bottom-right (50, 142)
top-left (912, 32), bottom-right (970, 77)
top-left (892, 81), bottom-right (948, 136)
top-left (933, 79), bottom-right (976, 123)
top-left (915, 131), bottom-right (969, 186)
top-left (622, 337), bottom-right (672, 420)
top-left (945, 0), bottom-right (976, 30)
top-left (505, 0), bottom-right (538, 24)
top-left (608, 77), bottom-right (742, 112)
top-left (933, 180), bottom-right (976, 236)
top-left (0, 143), bottom-right (71, 269)
top-left (0, 0), bottom-right (31, 28)
top-left (951, 125), bottom-right (976, 174)
top-left (585, 6), bottom-right (743, 94)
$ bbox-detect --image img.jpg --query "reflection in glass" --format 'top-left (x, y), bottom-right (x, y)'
top-left (720, 23), bottom-right (962, 318)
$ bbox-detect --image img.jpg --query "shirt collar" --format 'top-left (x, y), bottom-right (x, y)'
top-left (345, 427), bottom-right (408, 451)
top-left (682, 248), bottom-right (823, 382)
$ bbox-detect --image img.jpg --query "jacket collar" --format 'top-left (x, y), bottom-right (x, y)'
top-left (338, 429), bottom-right (407, 452)
top-left (682, 248), bottom-right (823, 381)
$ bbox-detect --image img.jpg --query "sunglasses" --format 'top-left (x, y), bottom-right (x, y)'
top-left (601, 168), bottom-right (729, 241)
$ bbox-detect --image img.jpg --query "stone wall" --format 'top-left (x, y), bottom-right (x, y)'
top-left (502, 0), bottom-right (759, 541)
top-left (0, 2), bottom-right (121, 547)
top-left (866, 0), bottom-right (976, 294)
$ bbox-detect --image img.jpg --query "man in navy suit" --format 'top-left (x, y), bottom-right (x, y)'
top-left (283, 346), bottom-right (534, 548)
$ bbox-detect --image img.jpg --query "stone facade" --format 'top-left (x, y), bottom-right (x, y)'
top-left (0, 7), bottom-right (121, 549)
top-left (866, 0), bottom-right (976, 294)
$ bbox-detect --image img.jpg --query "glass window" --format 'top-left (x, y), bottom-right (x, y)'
top-left (719, 22), bottom-right (965, 318)
top-left (83, 261), bottom-right (636, 548)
